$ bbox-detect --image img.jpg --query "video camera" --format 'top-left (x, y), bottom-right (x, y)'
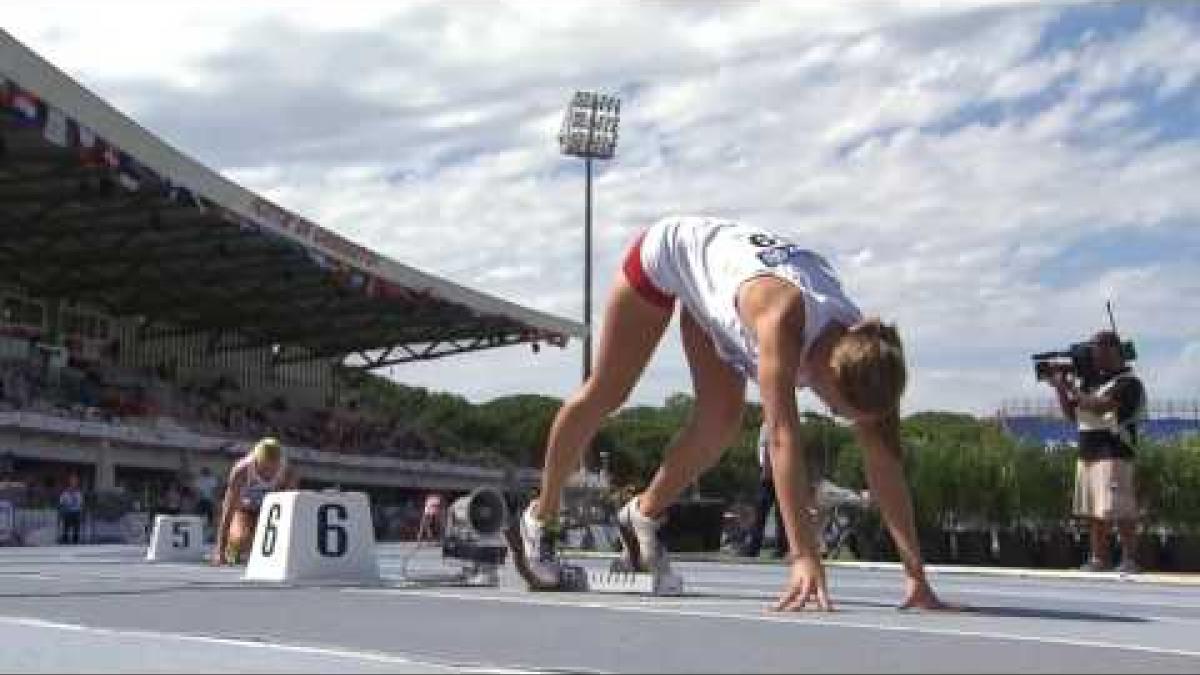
top-left (1031, 339), bottom-right (1136, 389)
top-left (440, 487), bottom-right (509, 585)
top-left (1032, 302), bottom-right (1138, 389)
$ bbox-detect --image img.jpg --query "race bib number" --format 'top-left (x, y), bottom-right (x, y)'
top-left (756, 244), bottom-right (806, 267)
top-left (747, 232), bottom-right (805, 267)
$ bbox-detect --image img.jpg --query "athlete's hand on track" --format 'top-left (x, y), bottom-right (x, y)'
top-left (773, 555), bottom-right (834, 612)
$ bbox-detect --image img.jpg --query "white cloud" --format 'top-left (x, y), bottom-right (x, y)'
top-left (3, 1), bottom-right (1197, 415)
top-left (1073, 10), bottom-right (1200, 100)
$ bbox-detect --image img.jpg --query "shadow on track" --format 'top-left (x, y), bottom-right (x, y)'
top-left (957, 604), bottom-right (1148, 623)
top-left (675, 592), bottom-right (1148, 622)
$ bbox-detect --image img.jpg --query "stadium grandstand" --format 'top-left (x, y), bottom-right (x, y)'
top-left (0, 30), bottom-right (584, 544)
top-left (997, 397), bottom-right (1200, 448)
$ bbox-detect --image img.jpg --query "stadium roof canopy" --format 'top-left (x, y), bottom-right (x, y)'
top-left (0, 30), bottom-right (583, 369)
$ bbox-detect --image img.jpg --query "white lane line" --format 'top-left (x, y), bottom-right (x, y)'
top-left (344, 587), bottom-right (1200, 661)
top-left (826, 560), bottom-right (1200, 586)
top-left (687, 577), bottom-right (1200, 611)
top-left (0, 616), bottom-right (546, 673)
top-left (902, 584), bottom-right (1200, 612)
top-left (685, 587), bottom-right (1200, 628)
top-left (359, 582), bottom-right (1200, 624)
top-left (664, 557), bottom-right (1200, 587)
top-left (0, 567), bottom-right (244, 584)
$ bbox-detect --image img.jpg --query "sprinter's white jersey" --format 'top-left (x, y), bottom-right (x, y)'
top-left (639, 216), bottom-right (862, 382)
top-left (235, 455), bottom-right (289, 512)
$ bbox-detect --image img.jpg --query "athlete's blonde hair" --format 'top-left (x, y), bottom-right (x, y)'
top-left (253, 437), bottom-right (283, 462)
top-left (830, 318), bottom-right (906, 417)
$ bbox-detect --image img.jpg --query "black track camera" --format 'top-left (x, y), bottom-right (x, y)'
top-left (1031, 339), bottom-right (1136, 388)
top-left (1032, 302), bottom-right (1137, 389)
top-left (442, 487), bottom-right (509, 567)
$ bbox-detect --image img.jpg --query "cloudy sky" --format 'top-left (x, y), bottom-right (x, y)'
top-left (5, 1), bottom-right (1198, 415)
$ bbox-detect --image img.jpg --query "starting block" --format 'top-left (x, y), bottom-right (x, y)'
top-left (504, 524), bottom-right (684, 596)
top-left (145, 515), bottom-right (207, 563)
top-left (584, 558), bottom-right (685, 595)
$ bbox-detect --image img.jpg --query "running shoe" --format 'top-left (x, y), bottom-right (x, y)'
top-left (616, 496), bottom-right (672, 575)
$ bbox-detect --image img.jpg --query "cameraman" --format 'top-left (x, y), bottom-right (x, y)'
top-left (1047, 330), bottom-right (1146, 574)
top-left (745, 425), bottom-right (790, 559)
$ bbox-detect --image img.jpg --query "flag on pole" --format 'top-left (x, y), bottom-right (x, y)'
top-left (163, 178), bottom-right (197, 208)
top-left (102, 145), bottom-right (120, 169)
top-left (306, 249), bottom-right (333, 270)
top-left (43, 108), bottom-right (69, 147)
top-left (115, 152), bottom-right (141, 191)
top-left (109, 151), bottom-right (152, 192)
top-left (9, 90), bottom-right (41, 126)
top-left (77, 126), bottom-right (106, 167)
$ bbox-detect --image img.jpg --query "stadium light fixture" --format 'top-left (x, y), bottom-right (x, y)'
top-left (558, 91), bottom-right (621, 383)
top-left (558, 91), bottom-right (620, 161)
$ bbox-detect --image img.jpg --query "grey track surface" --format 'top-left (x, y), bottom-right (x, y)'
top-left (1, 545), bottom-right (1199, 673)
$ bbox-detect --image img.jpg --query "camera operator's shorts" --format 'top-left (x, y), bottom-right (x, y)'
top-left (1073, 458), bottom-right (1136, 521)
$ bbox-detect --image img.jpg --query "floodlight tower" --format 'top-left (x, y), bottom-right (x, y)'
top-left (558, 91), bottom-right (621, 384)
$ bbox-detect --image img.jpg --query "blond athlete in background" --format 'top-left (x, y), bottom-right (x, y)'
top-left (212, 437), bottom-right (299, 565)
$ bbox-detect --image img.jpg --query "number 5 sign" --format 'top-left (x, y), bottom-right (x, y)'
top-left (244, 491), bottom-right (380, 584)
top-left (145, 515), bottom-right (206, 562)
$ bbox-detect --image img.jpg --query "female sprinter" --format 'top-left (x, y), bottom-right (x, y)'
top-left (212, 437), bottom-right (299, 565)
top-left (519, 215), bottom-right (948, 611)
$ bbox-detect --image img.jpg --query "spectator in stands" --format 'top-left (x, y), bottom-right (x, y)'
top-left (193, 467), bottom-right (220, 530)
top-left (160, 481), bottom-right (182, 517)
top-left (0, 454), bottom-right (27, 548)
top-left (1047, 330), bottom-right (1147, 574)
top-left (57, 473), bottom-right (84, 545)
top-left (417, 492), bottom-right (445, 542)
top-left (0, 452), bottom-right (17, 484)
top-left (212, 437), bottom-right (299, 565)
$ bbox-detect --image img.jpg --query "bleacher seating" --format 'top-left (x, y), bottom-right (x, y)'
top-left (0, 356), bottom-right (509, 469)
top-left (1001, 414), bottom-right (1200, 446)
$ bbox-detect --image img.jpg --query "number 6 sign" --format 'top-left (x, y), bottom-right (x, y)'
top-left (244, 491), bottom-right (379, 584)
